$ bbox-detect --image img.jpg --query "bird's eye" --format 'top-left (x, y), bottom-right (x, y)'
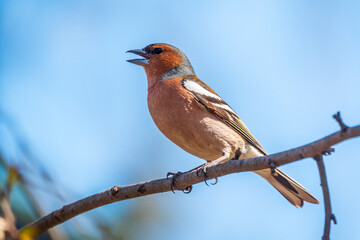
top-left (153, 48), bottom-right (163, 54)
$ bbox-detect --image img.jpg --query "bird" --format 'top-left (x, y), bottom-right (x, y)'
top-left (127, 43), bottom-right (319, 207)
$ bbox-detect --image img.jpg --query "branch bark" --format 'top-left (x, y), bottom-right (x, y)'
top-left (314, 111), bottom-right (347, 240)
top-left (315, 154), bottom-right (337, 240)
top-left (19, 121), bottom-right (360, 239)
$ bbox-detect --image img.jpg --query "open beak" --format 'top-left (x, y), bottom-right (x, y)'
top-left (126, 49), bottom-right (149, 66)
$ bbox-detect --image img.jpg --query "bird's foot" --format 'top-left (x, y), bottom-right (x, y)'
top-left (166, 171), bottom-right (193, 194)
top-left (196, 162), bottom-right (218, 186)
top-left (167, 171), bottom-right (183, 193)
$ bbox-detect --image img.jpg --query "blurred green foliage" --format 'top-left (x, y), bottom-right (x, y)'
top-left (0, 112), bottom-right (161, 239)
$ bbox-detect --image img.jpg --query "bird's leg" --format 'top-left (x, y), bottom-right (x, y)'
top-left (231, 148), bottom-right (242, 160)
top-left (166, 163), bottom-right (207, 180)
top-left (187, 163), bottom-right (207, 173)
top-left (167, 151), bottom-right (230, 190)
top-left (197, 152), bottom-right (230, 186)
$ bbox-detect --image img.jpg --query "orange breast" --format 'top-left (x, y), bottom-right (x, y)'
top-left (147, 78), bottom-right (244, 161)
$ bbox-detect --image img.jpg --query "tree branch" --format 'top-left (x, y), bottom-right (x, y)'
top-left (333, 111), bottom-right (349, 133)
top-left (313, 111), bottom-right (346, 240)
top-left (19, 120), bottom-right (360, 239)
top-left (314, 154), bottom-right (336, 240)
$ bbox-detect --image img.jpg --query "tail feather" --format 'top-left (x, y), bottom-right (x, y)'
top-left (256, 168), bottom-right (319, 207)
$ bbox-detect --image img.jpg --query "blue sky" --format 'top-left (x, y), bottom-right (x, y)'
top-left (1, 1), bottom-right (360, 239)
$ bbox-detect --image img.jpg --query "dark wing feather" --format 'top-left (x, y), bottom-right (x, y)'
top-left (182, 77), bottom-right (267, 155)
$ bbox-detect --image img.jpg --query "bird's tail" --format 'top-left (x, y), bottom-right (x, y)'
top-left (255, 168), bottom-right (319, 207)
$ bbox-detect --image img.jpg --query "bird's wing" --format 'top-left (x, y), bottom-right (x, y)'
top-left (181, 77), bottom-right (267, 155)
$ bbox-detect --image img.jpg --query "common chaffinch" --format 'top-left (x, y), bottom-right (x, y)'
top-left (127, 43), bottom-right (319, 207)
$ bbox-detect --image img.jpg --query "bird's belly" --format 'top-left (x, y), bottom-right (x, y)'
top-left (148, 85), bottom-right (245, 161)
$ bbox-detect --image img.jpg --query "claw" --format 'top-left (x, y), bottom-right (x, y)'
top-left (167, 171), bottom-right (194, 194)
top-left (183, 185), bottom-right (193, 194)
top-left (204, 179), bottom-right (210, 186)
top-left (196, 166), bottom-right (218, 186)
top-left (166, 171), bottom-right (183, 193)
top-left (210, 177), bottom-right (218, 185)
top-left (196, 167), bottom-right (208, 185)
top-left (170, 181), bottom-right (176, 193)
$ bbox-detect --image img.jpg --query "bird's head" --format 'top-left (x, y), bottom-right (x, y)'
top-left (127, 43), bottom-right (195, 86)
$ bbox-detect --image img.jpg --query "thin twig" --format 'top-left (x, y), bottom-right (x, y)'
top-left (314, 154), bottom-right (336, 240)
top-left (333, 112), bottom-right (349, 133)
top-left (18, 122), bottom-right (360, 239)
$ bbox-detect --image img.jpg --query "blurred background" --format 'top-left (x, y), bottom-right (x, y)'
top-left (1, 0), bottom-right (360, 239)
